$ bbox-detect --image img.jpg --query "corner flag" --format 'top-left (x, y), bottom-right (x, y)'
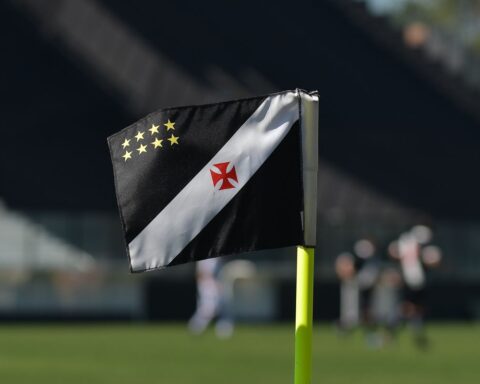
top-left (108, 89), bottom-right (318, 272)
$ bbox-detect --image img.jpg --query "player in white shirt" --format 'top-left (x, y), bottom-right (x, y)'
top-left (188, 258), bottom-right (222, 334)
top-left (394, 225), bottom-right (442, 348)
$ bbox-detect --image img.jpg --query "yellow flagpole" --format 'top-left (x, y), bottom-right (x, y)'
top-left (294, 246), bottom-right (315, 384)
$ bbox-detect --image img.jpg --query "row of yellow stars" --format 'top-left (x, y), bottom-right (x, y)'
top-left (121, 119), bottom-right (176, 147)
top-left (121, 119), bottom-right (179, 161)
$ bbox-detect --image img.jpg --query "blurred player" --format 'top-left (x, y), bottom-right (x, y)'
top-left (369, 264), bottom-right (402, 345)
top-left (335, 238), bottom-right (381, 342)
top-left (188, 257), bottom-right (235, 338)
top-left (393, 225), bottom-right (442, 348)
top-left (188, 258), bottom-right (226, 337)
top-left (335, 252), bottom-right (359, 332)
top-left (354, 239), bottom-right (380, 325)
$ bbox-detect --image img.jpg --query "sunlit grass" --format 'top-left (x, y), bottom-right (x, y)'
top-left (0, 323), bottom-right (478, 384)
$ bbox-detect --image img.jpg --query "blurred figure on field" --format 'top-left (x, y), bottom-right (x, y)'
top-left (335, 252), bottom-right (360, 332)
top-left (369, 263), bottom-right (402, 345)
top-left (335, 237), bottom-right (403, 348)
top-left (335, 238), bottom-right (383, 342)
top-left (391, 225), bottom-right (442, 348)
top-left (355, 237), bottom-right (403, 348)
top-left (188, 257), bottom-right (233, 338)
top-left (354, 238), bottom-right (381, 330)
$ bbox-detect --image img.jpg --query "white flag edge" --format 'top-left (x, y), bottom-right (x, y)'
top-left (299, 89), bottom-right (319, 247)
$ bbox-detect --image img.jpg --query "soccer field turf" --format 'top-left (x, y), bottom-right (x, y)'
top-left (0, 323), bottom-right (478, 384)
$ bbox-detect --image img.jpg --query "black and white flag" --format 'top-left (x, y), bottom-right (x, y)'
top-left (108, 89), bottom-right (318, 272)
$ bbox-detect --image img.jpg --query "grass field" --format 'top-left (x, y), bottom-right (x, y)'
top-left (0, 323), bottom-right (478, 384)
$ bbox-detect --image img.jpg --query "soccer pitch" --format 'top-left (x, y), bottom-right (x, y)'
top-left (0, 324), bottom-right (478, 384)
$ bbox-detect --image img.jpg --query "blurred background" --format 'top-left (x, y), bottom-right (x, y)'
top-left (1, 0), bottom-right (480, 383)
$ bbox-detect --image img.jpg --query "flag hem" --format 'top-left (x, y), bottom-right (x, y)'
top-left (299, 89), bottom-right (319, 247)
top-left (107, 89), bottom-right (304, 142)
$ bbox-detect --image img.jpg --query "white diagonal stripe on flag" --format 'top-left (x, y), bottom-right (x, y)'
top-left (128, 91), bottom-right (299, 271)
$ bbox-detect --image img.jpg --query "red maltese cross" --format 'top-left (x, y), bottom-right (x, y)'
top-left (210, 162), bottom-right (238, 190)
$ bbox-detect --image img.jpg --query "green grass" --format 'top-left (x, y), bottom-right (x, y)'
top-left (0, 323), bottom-right (478, 384)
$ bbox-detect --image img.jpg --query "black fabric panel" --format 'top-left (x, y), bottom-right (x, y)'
top-left (169, 122), bottom-right (304, 267)
top-left (109, 96), bottom-right (266, 242)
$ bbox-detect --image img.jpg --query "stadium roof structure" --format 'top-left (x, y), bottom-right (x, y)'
top-left (0, 201), bottom-right (95, 271)
top-left (2, 0), bottom-right (479, 220)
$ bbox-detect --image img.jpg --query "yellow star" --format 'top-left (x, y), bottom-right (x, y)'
top-left (137, 144), bottom-right (147, 154)
top-left (149, 124), bottom-right (159, 135)
top-left (121, 138), bottom-right (130, 149)
top-left (135, 131), bottom-right (145, 141)
top-left (122, 150), bottom-right (132, 161)
top-left (164, 119), bottom-right (175, 131)
top-left (167, 134), bottom-right (179, 146)
top-left (151, 137), bottom-right (163, 149)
